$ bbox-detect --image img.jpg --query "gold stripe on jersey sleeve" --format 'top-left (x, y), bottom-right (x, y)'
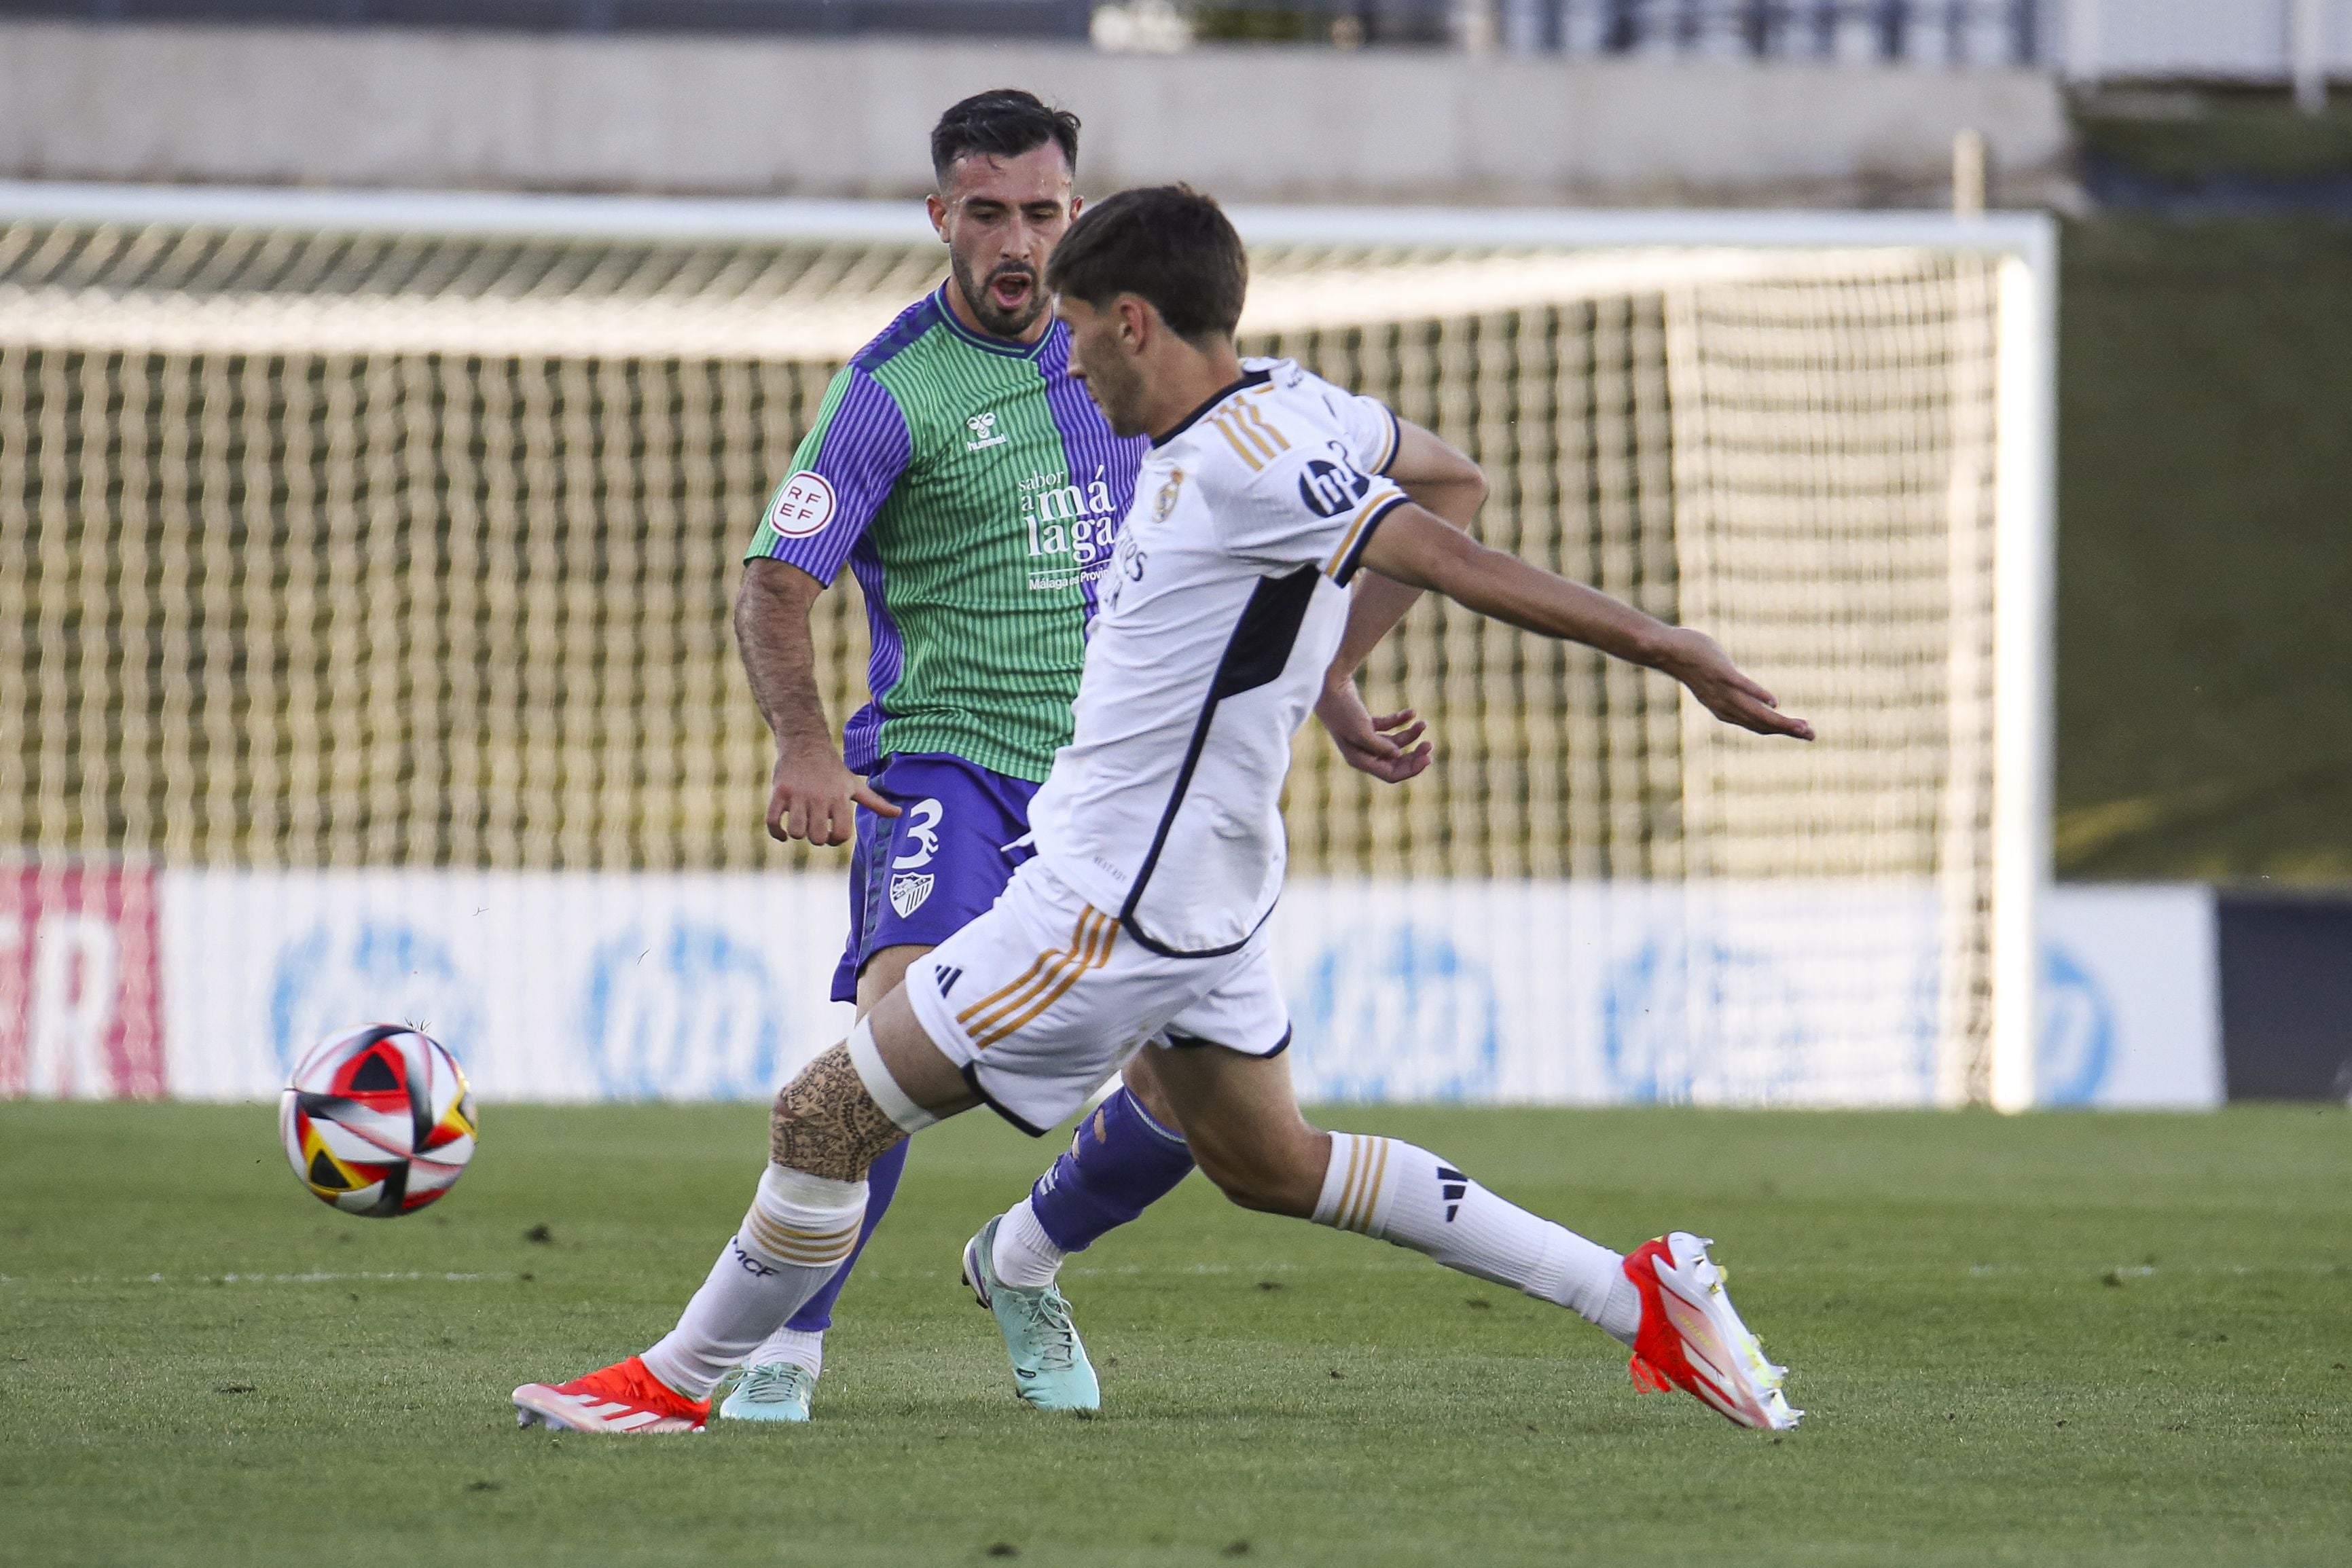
top-left (1322, 491), bottom-right (1399, 579)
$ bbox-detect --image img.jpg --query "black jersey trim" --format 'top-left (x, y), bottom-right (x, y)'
top-left (1151, 369), bottom-right (1276, 450)
top-left (1331, 494), bottom-right (1410, 588)
top-left (960, 1062), bottom-right (1051, 1137)
top-left (1118, 564), bottom-right (1320, 960)
top-left (1165, 1024), bottom-right (1294, 1059)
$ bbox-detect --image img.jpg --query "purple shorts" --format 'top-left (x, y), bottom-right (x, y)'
top-left (831, 752), bottom-right (1043, 1004)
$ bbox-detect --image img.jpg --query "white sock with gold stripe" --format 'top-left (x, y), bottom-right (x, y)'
top-left (640, 1163), bottom-right (867, 1400)
top-left (1312, 1133), bottom-right (1639, 1344)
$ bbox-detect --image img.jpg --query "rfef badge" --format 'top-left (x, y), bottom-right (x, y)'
top-left (767, 471), bottom-right (837, 538)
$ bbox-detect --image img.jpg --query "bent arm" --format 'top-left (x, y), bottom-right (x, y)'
top-left (1313, 420), bottom-right (1485, 782)
top-left (1329, 419), bottom-right (1485, 679)
top-left (1357, 505), bottom-right (1815, 742)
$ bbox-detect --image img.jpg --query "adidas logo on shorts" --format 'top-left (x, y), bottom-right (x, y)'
top-left (935, 964), bottom-right (963, 998)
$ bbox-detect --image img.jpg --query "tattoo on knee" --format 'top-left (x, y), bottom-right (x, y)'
top-left (770, 1043), bottom-right (904, 1182)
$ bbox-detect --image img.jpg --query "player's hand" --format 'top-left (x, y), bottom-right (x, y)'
top-left (1316, 679), bottom-right (1433, 784)
top-left (766, 745), bottom-right (900, 847)
top-left (1659, 628), bottom-right (1815, 742)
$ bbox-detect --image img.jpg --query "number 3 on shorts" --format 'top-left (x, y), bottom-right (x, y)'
top-left (893, 799), bottom-right (944, 870)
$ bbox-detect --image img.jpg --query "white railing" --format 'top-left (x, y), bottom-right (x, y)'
top-left (1489, 0), bottom-right (2346, 99)
top-left (1498, 1), bottom-right (2040, 65)
top-left (2063, 0), bottom-right (2346, 106)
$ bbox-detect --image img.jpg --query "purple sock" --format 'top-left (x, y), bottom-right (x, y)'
top-left (782, 1135), bottom-right (909, 1334)
top-left (1028, 1086), bottom-right (1196, 1253)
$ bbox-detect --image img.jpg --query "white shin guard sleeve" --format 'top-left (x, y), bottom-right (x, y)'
top-left (640, 1163), bottom-right (867, 1401)
top-left (1314, 1133), bottom-right (1626, 1330)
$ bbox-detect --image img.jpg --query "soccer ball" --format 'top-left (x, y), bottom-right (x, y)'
top-left (279, 1025), bottom-right (478, 1218)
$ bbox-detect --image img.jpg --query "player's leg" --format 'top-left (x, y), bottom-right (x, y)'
top-left (1145, 1039), bottom-right (1798, 1429)
top-left (510, 983), bottom-right (977, 1435)
top-left (514, 860), bottom-right (1141, 1434)
top-left (723, 942), bottom-right (924, 1422)
top-left (955, 935), bottom-right (1290, 1410)
top-left (884, 864), bottom-right (1216, 1413)
top-left (726, 757), bottom-right (1038, 1420)
top-left (1146, 1038), bottom-right (1634, 1321)
top-left (983, 1049), bottom-right (1197, 1296)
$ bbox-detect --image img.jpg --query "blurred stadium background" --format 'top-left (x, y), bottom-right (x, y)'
top-left (1, 0), bottom-right (2348, 1112)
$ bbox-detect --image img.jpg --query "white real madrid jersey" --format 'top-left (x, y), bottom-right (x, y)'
top-left (1028, 359), bottom-right (1408, 957)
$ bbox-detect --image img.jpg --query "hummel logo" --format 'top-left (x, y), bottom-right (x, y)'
top-left (966, 411), bottom-right (1008, 450)
top-left (936, 964), bottom-right (964, 997)
top-left (1437, 1166), bottom-right (1469, 1222)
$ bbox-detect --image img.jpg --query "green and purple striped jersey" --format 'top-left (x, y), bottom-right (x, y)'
top-left (746, 286), bottom-right (1150, 782)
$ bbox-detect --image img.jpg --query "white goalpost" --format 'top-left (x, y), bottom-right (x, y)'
top-left (0, 183), bottom-right (2054, 1111)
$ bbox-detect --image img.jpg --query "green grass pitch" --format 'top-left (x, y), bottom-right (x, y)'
top-left (3, 1101), bottom-right (2348, 1567)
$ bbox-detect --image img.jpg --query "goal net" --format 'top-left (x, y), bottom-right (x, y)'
top-left (0, 191), bottom-right (2052, 1110)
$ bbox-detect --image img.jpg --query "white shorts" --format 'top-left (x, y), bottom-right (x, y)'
top-left (905, 858), bottom-right (1291, 1135)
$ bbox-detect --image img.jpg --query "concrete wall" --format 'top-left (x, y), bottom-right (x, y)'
top-left (0, 22), bottom-right (2071, 205)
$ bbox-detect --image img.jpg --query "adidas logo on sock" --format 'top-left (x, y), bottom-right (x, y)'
top-left (935, 964), bottom-right (964, 997)
top-left (1437, 1167), bottom-right (1468, 1222)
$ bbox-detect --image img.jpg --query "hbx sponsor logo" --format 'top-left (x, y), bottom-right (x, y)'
top-left (1297, 458), bottom-right (1373, 518)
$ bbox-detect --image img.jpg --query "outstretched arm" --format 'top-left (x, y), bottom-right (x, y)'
top-left (1356, 505), bottom-right (1814, 742)
top-left (1314, 420), bottom-right (1486, 782)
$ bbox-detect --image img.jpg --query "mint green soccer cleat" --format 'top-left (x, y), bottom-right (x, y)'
top-left (961, 1216), bottom-right (1101, 1412)
top-left (717, 1362), bottom-right (816, 1424)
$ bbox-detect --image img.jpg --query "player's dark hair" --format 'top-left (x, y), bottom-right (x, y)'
top-left (930, 90), bottom-right (1081, 184)
top-left (1044, 185), bottom-right (1248, 344)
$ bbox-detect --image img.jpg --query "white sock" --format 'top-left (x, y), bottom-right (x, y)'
top-left (991, 1196), bottom-right (1068, 1290)
top-left (743, 1326), bottom-right (825, 1379)
top-left (639, 1164), bottom-right (866, 1400)
top-left (1314, 1133), bottom-right (1642, 1346)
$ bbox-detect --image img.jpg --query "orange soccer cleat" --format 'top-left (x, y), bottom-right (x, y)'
top-left (1623, 1232), bottom-right (1801, 1432)
top-left (512, 1355), bottom-right (710, 1435)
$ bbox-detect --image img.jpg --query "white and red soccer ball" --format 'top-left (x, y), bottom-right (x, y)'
top-left (279, 1025), bottom-right (478, 1218)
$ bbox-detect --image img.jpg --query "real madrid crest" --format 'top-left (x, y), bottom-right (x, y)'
top-left (1154, 467), bottom-right (1185, 522)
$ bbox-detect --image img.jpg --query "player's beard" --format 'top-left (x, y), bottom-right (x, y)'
top-left (952, 255), bottom-right (1048, 340)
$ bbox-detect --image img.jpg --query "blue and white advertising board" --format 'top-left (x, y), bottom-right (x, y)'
top-left (126, 872), bottom-right (2222, 1111)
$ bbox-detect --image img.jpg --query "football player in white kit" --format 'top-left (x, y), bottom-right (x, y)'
top-left (514, 186), bottom-right (1813, 1437)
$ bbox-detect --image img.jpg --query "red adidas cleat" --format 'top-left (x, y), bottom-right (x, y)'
top-left (1623, 1232), bottom-right (1801, 1432)
top-left (512, 1355), bottom-right (709, 1435)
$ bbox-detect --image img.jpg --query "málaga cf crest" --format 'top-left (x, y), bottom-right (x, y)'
top-left (889, 873), bottom-right (935, 918)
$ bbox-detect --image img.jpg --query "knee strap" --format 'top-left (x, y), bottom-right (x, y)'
top-left (848, 1016), bottom-right (939, 1134)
